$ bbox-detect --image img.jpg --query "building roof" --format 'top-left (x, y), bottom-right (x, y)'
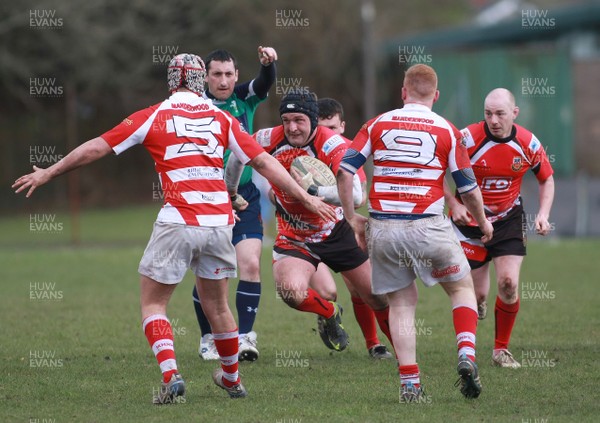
top-left (383, 2), bottom-right (600, 53)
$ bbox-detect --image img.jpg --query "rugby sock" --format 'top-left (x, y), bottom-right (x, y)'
top-left (452, 305), bottom-right (478, 361)
top-left (192, 285), bottom-right (213, 336)
top-left (399, 364), bottom-right (421, 389)
top-left (143, 314), bottom-right (178, 383)
top-left (494, 297), bottom-right (520, 350)
top-left (351, 296), bottom-right (379, 349)
top-left (295, 288), bottom-right (335, 318)
top-left (373, 306), bottom-right (394, 347)
top-left (213, 329), bottom-right (240, 387)
top-left (236, 280), bottom-right (261, 335)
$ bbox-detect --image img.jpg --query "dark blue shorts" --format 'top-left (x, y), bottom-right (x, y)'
top-left (232, 182), bottom-right (263, 246)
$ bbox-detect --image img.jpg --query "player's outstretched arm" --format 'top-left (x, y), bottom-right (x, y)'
top-left (251, 46), bottom-right (277, 99)
top-left (13, 137), bottom-right (113, 198)
top-left (459, 187), bottom-right (493, 243)
top-left (249, 152), bottom-right (336, 222)
top-left (535, 175), bottom-right (555, 236)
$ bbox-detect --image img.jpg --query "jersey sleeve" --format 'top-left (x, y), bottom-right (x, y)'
top-left (253, 127), bottom-right (275, 151)
top-left (248, 62), bottom-right (276, 100)
top-left (527, 134), bottom-right (554, 182)
top-left (101, 106), bottom-right (158, 155)
top-left (317, 132), bottom-right (348, 174)
top-left (340, 120), bottom-right (374, 174)
top-left (460, 126), bottom-right (476, 149)
top-left (449, 125), bottom-right (478, 194)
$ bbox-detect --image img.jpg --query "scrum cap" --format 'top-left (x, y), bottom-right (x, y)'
top-left (279, 91), bottom-right (319, 134)
top-left (167, 53), bottom-right (206, 95)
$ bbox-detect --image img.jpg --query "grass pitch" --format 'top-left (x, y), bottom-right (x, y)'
top-left (1, 205), bottom-right (599, 422)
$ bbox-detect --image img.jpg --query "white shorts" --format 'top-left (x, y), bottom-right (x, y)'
top-left (138, 222), bottom-right (237, 284)
top-left (366, 215), bottom-right (471, 295)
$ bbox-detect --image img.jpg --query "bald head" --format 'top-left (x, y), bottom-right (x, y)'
top-left (485, 88), bottom-right (516, 109)
top-left (402, 64), bottom-right (439, 105)
top-left (484, 88), bottom-right (519, 138)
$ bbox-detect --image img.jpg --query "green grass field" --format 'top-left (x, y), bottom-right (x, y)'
top-left (1, 205), bottom-right (599, 422)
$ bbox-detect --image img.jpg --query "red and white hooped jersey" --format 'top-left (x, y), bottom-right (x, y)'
top-left (254, 125), bottom-right (347, 243)
top-left (459, 121), bottom-right (553, 224)
top-left (343, 103), bottom-right (475, 215)
top-left (101, 91), bottom-right (265, 227)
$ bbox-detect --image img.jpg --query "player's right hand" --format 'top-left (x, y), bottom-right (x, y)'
top-left (258, 46), bottom-right (277, 65)
top-left (479, 220), bottom-right (494, 243)
top-left (12, 165), bottom-right (51, 198)
top-left (230, 194), bottom-right (249, 212)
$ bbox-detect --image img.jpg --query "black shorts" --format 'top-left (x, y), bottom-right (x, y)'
top-left (453, 204), bottom-right (527, 270)
top-left (306, 219), bottom-right (369, 272)
top-left (232, 182), bottom-right (263, 245)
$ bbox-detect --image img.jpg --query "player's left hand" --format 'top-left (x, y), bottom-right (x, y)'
top-left (535, 213), bottom-right (551, 236)
top-left (347, 214), bottom-right (368, 251)
top-left (12, 165), bottom-right (52, 198)
top-left (258, 46), bottom-right (277, 65)
top-left (290, 167), bottom-right (314, 191)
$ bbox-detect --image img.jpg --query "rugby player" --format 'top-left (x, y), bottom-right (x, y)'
top-left (445, 88), bottom-right (555, 368)
top-left (227, 92), bottom-right (392, 353)
top-left (192, 46), bottom-right (277, 362)
top-left (13, 54), bottom-right (334, 403)
top-left (337, 64), bottom-right (493, 401)
top-left (309, 97), bottom-right (393, 360)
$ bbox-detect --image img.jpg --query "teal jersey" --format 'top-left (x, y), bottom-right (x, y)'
top-left (213, 92), bottom-right (264, 186)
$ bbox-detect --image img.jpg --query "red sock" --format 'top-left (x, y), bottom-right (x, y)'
top-left (143, 314), bottom-right (178, 383)
top-left (373, 307), bottom-right (393, 347)
top-left (351, 296), bottom-right (379, 349)
top-left (452, 306), bottom-right (478, 361)
top-left (213, 329), bottom-right (240, 388)
top-left (296, 288), bottom-right (335, 318)
top-left (399, 364), bottom-right (420, 388)
top-left (495, 297), bottom-right (520, 350)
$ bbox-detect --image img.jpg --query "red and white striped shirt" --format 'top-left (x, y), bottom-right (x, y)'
top-left (255, 125), bottom-right (347, 242)
top-left (342, 103), bottom-right (476, 216)
top-left (102, 91), bottom-right (265, 227)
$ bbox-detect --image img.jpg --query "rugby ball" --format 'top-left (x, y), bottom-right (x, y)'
top-left (291, 156), bottom-right (336, 187)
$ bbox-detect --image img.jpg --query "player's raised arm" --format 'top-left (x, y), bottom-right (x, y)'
top-left (251, 46), bottom-right (277, 99)
top-left (12, 137), bottom-right (113, 198)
